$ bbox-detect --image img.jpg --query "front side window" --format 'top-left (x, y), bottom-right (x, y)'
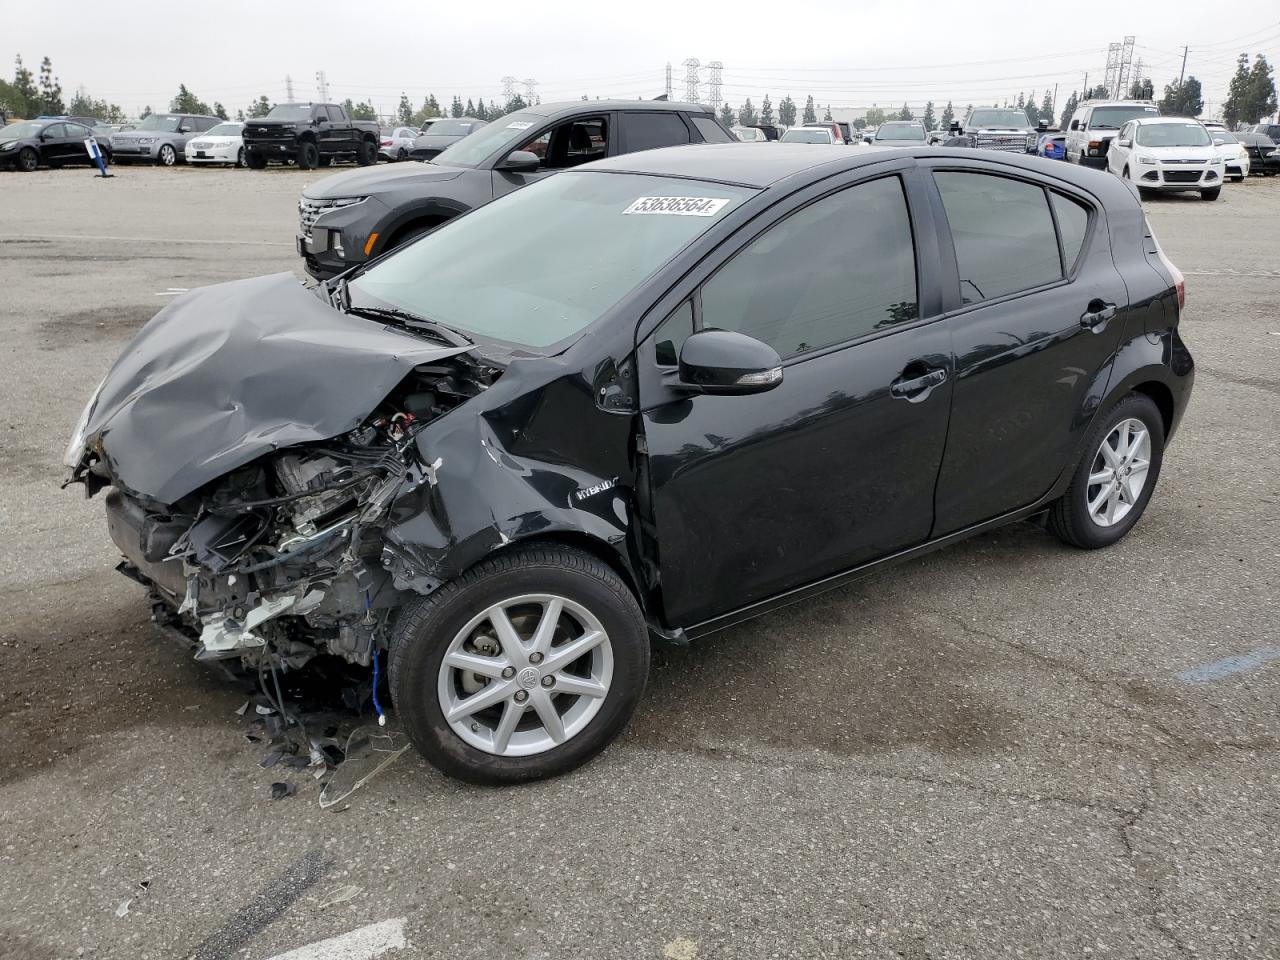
top-left (621, 112), bottom-right (690, 152)
top-left (699, 176), bottom-right (918, 359)
top-left (43, 123), bottom-right (67, 138)
top-left (934, 172), bottom-right (1061, 303)
top-left (349, 172), bottom-right (754, 350)
top-left (514, 117), bottom-right (607, 170)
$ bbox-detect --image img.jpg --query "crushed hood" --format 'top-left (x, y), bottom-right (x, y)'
top-left (84, 272), bottom-right (468, 504)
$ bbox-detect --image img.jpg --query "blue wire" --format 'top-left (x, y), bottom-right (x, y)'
top-left (366, 589), bottom-right (386, 726)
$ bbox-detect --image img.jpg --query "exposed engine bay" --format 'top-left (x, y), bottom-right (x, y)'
top-left (84, 352), bottom-right (500, 669)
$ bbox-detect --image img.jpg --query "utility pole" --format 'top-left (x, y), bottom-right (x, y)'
top-left (523, 78), bottom-right (538, 103)
top-left (707, 61), bottom-right (723, 113)
top-left (665, 62), bottom-right (672, 100)
top-left (1082, 73), bottom-right (1088, 98)
top-left (285, 75), bottom-right (295, 102)
top-left (501, 76), bottom-right (517, 99)
top-left (1177, 46), bottom-right (1189, 87)
top-left (315, 71), bottom-right (328, 102)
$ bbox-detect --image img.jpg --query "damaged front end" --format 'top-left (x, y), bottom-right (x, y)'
top-left (66, 273), bottom-right (503, 669)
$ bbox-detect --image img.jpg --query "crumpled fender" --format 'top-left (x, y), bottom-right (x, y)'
top-left (82, 273), bottom-right (468, 504)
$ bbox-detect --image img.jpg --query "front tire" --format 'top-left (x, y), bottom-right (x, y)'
top-left (1048, 393), bottom-right (1165, 550)
top-left (1200, 187), bottom-right (1221, 201)
top-left (245, 149), bottom-right (267, 169)
top-left (235, 147), bottom-right (246, 168)
top-left (157, 144), bottom-right (176, 166)
top-left (389, 544), bottom-right (649, 785)
top-left (17, 147), bottom-right (38, 172)
top-left (297, 140), bottom-right (320, 170)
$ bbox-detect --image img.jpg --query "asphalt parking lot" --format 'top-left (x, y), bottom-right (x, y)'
top-left (1, 163), bottom-right (1278, 960)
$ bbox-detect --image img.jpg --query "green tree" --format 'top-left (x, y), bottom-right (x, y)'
top-left (896, 102), bottom-right (913, 121)
top-left (1040, 90), bottom-right (1054, 125)
top-left (719, 101), bottom-right (735, 126)
top-left (1024, 90), bottom-right (1040, 125)
top-left (940, 101), bottom-right (954, 130)
top-left (504, 94), bottom-right (528, 116)
top-left (349, 100), bottom-right (376, 121)
top-left (10, 55), bottom-right (38, 116)
top-left (474, 99), bottom-right (489, 121)
top-left (67, 86), bottom-right (124, 122)
top-left (248, 95), bottom-right (273, 118)
top-left (140, 105), bottom-right (153, 119)
top-left (852, 117), bottom-right (867, 130)
top-left (397, 93), bottom-right (412, 124)
top-left (1222, 54), bottom-right (1251, 126)
top-left (1085, 85), bottom-right (1111, 100)
top-left (235, 108), bottom-right (244, 121)
top-left (1128, 78), bottom-right (1154, 100)
top-left (464, 98), bottom-right (475, 116)
top-left (1247, 55), bottom-right (1277, 125)
top-left (37, 56), bottom-right (63, 115)
top-left (1159, 76), bottom-right (1202, 117)
top-left (738, 98), bottom-right (757, 126)
top-left (802, 95), bottom-right (817, 124)
top-left (823, 104), bottom-right (833, 121)
top-left (170, 84), bottom-right (211, 115)
top-left (1059, 90), bottom-right (1079, 128)
top-left (450, 95), bottom-right (463, 118)
top-left (760, 94), bottom-right (774, 126)
top-left (864, 106), bottom-right (887, 127)
top-left (213, 102), bottom-right (227, 120)
top-left (922, 100), bottom-right (936, 130)
top-left (778, 95), bottom-right (796, 127)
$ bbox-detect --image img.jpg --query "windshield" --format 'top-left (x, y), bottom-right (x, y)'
top-left (266, 104), bottom-right (313, 121)
top-left (1136, 122), bottom-right (1211, 147)
top-left (1089, 105), bottom-right (1159, 130)
top-left (137, 114), bottom-right (181, 132)
top-left (733, 127), bottom-right (763, 141)
top-left (0, 121), bottom-right (44, 139)
top-left (348, 172), bottom-right (755, 349)
top-left (969, 110), bottom-right (1030, 129)
top-left (781, 129), bottom-right (830, 143)
top-left (207, 123), bottom-right (241, 137)
top-left (875, 124), bottom-right (926, 141)
top-left (424, 120), bottom-right (480, 137)
top-left (434, 112), bottom-right (542, 167)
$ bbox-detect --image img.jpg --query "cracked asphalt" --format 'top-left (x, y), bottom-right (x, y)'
top-left (0, 164), bottom-right (1277, 960)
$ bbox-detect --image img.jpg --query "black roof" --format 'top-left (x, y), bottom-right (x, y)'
top-left (519, 99), bottom-right (713, 119)
top-left (587, 142), bottom-right (1130, 195)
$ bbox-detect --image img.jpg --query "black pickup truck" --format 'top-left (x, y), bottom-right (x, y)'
top-left (242, 103), bottom-right (380, 170)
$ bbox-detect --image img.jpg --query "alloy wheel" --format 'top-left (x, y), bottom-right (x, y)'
top-left (158, 144), bottom-right (176, 166)
top-left (19, 148), bottom-right (38, 172)
top-left (1086, 418), bottom-right (1151, 527)
top-left (437, 594), bottom-right (613, 757)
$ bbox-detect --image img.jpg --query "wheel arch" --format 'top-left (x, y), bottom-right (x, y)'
top-left (373, 200), bottom-right (469, 255)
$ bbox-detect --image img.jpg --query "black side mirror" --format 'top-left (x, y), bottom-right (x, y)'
top-left (675, 330), bottom-right (783, 396)
top-left (949, 122), bottom-right (961, 133)
top-left (1069, 120), bottom-right (1080, 131)
top-left (497, 149), bottom-right (540, 172)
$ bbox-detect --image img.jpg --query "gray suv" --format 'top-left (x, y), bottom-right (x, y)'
top-left (296, 99), bottom-right (735, 279)
top-left (110, 113), bottom-right (222, 166)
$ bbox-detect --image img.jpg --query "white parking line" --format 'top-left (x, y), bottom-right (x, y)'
top-left (263, 918), bottom-right (408, 960)
top-left (14, 232), bottom-right (292, 247)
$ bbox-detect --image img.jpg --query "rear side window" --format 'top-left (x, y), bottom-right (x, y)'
top-left (690, 116), bottom-right (733, 143)
top-left (621, 112), bottom-right (691, 152)
top-left (1051, 193), bottom-right (1090, 272)
top-left (934, 172), bottom-right (1061, 303)
top-left (700, 176), bottom-right (918, 359)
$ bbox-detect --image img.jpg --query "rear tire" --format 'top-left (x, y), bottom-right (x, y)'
top-left (357, 139), bottom-right (377, 166)
top-left (1200, 187), bottom-right (1221, 201)
top-left (389, 544), bottom-right (649, 785)
top-left (297, 140), bottom-right (320, 170)
top-left (1048, 393), bottom-right (1165, 550)
top-left (396, 147), bottom-right (407, 161)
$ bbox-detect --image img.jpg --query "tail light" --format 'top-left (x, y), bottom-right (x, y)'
top-left (380, 139), bottom-right (392, 146)
top-left (1147, 221), bottom-right (1185, 311)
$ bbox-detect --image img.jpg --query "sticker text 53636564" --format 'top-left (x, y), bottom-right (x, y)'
top-left (622, 196), bottom-right (732, 217)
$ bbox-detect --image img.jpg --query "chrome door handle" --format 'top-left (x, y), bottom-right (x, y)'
top-left (890, 367), bottom-right (948, 401)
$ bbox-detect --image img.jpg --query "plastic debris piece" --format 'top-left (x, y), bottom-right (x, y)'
top-left (319, 726), bottom-right (409, 810)
top-left (255, 704), bottom-right (276, 716)
top-left (319, 884), bottom-right (362, 908)
top-left (114, 899), bottom-right (132, 918)
top-left (270, 781), bottom-right (296, 800)
top-left (234, 701), bottom-right (251, 717)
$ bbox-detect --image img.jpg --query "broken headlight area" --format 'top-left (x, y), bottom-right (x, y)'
top-left (101, 355), bottom-right (500, 670)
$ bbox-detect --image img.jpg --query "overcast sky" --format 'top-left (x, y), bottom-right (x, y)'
top-left (8, 1), bottom-right (1279, 118)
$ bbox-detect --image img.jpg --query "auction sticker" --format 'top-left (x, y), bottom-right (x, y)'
top-left (506, 121), bottom-right (534, 130)
top-left (623, 196), bottom-right (731, 216)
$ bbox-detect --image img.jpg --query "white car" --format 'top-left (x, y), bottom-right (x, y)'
top-left (378, 127), bottom-right (418, 162)
top-left (1106, 117), bottom-right (1226, 201)
top-left (1208, 129), bottom-right (1251, 180)
top-left (184, 121), bottom-right (245, 167)
top-left (779, 127), bottom-right (837, 144)
top-left (863, 121), bottom-right (929, 149)
top-left (731, 126), bottom-right (768, 142)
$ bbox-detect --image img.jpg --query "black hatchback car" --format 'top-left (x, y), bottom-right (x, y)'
top-left (67, 144), bottom-right (1193, 785)
top-left (0, 118), bottom-right (108, 171)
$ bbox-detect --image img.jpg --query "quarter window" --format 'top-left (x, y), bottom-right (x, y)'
top-left (621, 112), bottom-right (691, 152)
top-left (934, 172), bottom-right (1062, 303)
top-left (700, 176), bottom-right (918, 359)
top-left (654, 300), bottom-right (694, 366)
top-left (690, 116), bottom-right (734, 143)
top-left (1051, 192), bottom-right (1090, 272)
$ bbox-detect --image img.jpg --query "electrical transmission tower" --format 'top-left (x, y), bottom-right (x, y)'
top-left (682, 58), bottom-right (700, 103)
top-left (707, 61), bottom-right (723, 112)
top-left (501, 76), bottom-right (517, 99)
top-left (523, 78), bottom-right (538, 102)
top-left (315, 71), bottom-right (329, 102)
top-left (1116, 36), bottom-right (1135, 98)
top-left (1101, 43), bottom-right (1121, 98)
top-left (285, 74), bottom-right (295, 102)
top-left (665, 62), bottom-right (673, 100)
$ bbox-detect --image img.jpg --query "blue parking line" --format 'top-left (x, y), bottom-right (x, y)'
top-left (1177, 646), bottom-right (1280, 683)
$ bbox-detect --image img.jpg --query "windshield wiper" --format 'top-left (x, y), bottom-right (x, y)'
top-left (344, 304), bottom-right (474, 348)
